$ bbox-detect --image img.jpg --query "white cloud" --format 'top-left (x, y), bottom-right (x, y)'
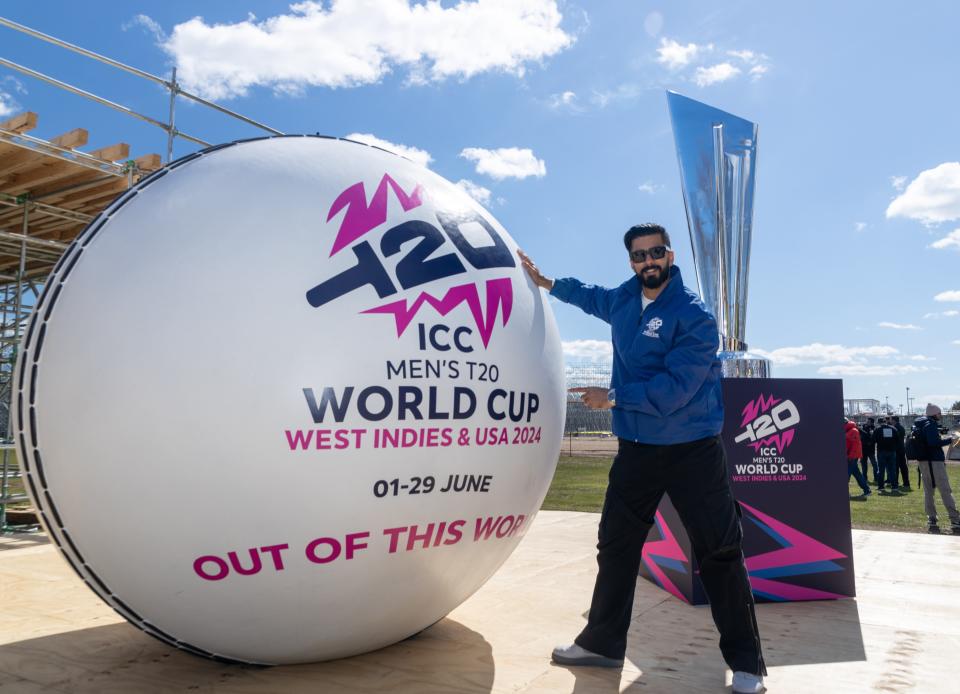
top-left (755, 342), bottom-right (940, 378)
top-left (916, 394), bottom-right (960, 409)
top-left (455, 179), bottom-right (492, 206)
top-left (930, 228), bottom-right (960, 250)
top-left (953, 340), bottom-right (960, 346)
top-left (752, 343), bottom-right (899, 366)
top-left (934, 290), bottom-right (960, 302)
top-left (656, 38), bottom-right (704, 69)
top-left (818, 364), bottom-right (932, 377)
top-left (547, 90), bottom-right (581, 111)
top-left (727, 49), bottom-right (756, 62)
top-left (123, 13), bottom-right (167, 43)
top-left (0, 77), bottom-right (23, 118)
top-left (654, 38), bottom-right (768, 87)
top-left (891, 175), bottom-right (908, 191)
top-left (343, 133), bottom-right (432, 167)
top-left (161, 0), bottom-right (575, 99)
top-left (877, 322), bottom-right (921, 330)
top-left (562, 339), bottom-right (612, 360)
top-left (694, 62), bottom-right (741, 87)
top-left (590, 83), bottom-right (642, 108)
top-left (924, 310), bottom-right (960, 318)
top-left (638, 181), bottom-right (663, 195)
top-left (886, 162), bottom-right (960, 225)
top-left (855, 222), bottom-right (867, 232)
top-left (460, 147), bottom-right (546, 180)
top-left (0, 91), bottom-right (15, 118)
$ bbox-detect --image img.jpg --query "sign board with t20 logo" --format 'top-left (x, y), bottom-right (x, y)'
top-left (640, 378), bottom-right (855, 605)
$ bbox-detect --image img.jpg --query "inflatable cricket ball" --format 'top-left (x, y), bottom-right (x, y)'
top-left (14, 136), bottom-right (565, 664)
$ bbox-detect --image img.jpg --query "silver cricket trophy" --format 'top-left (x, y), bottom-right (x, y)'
top-left (667, 91), bottom-right (770, 378)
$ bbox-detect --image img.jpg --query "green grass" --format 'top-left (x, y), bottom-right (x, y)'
top-left (847, 462), bottom-right (960, 532)
top-left (542, 454), bottom-right (960, 533)
top-left (541, 455), bottom-right (610, 512)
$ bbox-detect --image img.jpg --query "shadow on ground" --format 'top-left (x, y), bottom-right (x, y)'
top-left (0, 617), bottom-right (495, 693)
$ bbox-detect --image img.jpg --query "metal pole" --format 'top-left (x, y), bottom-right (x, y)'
top-left (0, 282), bottom-right (9, 531)
top-left (0, 16), bottom-right (283, 136)
top-left (1, 202), bottom-right (29, 531)
top-left (166, 68), bottom-right (178, 163)
top-left (0, 16), bottom-right (168, 87)
top-left (0, 58), bottom-right (211, 148)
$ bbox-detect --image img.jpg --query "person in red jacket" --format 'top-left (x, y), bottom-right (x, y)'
top-left (846, 419), bottom-right (871, 497)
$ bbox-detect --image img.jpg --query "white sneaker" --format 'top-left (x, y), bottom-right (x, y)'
top-left (551, 643), bottom-right (624, 668)
top-left (732, 670), bottom-right (765, 693)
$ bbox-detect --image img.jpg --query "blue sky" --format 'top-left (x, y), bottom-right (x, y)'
top-left (2, 1), bottom-right (958, 412)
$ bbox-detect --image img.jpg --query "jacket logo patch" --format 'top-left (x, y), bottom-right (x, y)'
top-left (642, 317), bottom-right (663, 338)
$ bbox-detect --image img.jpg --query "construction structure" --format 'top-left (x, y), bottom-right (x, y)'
top-left (0, 17), bottom-right (282, 531)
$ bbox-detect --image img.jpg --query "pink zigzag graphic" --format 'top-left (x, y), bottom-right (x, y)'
top-left (641, 511), bottom-right (690, 603)
top-left (748, 428), bottom-right (796, 452)
top-left (740, 394), bottom-right (781, 427)
top-left (327, 174), bottom-right (423, 257)
top-left (739, 501), bottom-right (848, 600)
top-left (362, 278), bottom-right (513, 348)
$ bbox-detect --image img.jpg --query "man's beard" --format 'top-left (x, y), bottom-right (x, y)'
top-left (641, 264), bottom-right (669, 289)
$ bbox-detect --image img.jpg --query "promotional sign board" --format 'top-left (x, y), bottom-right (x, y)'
top-left (15, 137), bottom-right (565, 663)
top-left (640, 378), bottom-right (855, 604)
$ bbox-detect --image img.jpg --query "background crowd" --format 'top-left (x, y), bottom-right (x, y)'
top-left (845, 404), bottom-right (959, 534)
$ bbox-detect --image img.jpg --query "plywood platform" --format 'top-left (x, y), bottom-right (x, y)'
top-left (2, 512), bottom-right (958, 693)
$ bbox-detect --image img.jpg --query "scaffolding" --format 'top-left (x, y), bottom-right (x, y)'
top-left (0, 16), bottom-right (282, 531)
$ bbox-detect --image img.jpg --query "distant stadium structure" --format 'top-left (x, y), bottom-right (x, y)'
top-left (844, 399), bottom-right (883, 416)
top-left (565, 359), bottom-right (613, 434)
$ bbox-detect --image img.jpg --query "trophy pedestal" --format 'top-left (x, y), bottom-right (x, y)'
top-left (640, 378), bottom-right (856, 604)
top-left (720, 351), bottom-right (771, 378)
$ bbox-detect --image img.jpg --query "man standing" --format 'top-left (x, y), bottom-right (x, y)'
top-left (846, 419), bottom-right (871, 497)
top-left (874, 417), bottom-right (900, 492)
top-left (915, 404), bottom-right (960, 534)
top-left (860, 418), bottom-right (878, 484)
top-left (891, 415), bottom-right (910, 489)
top-left (518, 223), bottom-right (766, 694)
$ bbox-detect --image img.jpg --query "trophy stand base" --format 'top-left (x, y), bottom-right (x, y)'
top-left (719, 352), bottom-right (771, 378)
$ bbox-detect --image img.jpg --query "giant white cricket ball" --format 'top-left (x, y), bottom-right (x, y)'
top-left (15, 136), bottom-right (565, 664)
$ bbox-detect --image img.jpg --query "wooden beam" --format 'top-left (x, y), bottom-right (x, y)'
top-left (0, 149), bottom-right (49, 178)
top-left (50, 128), bottom-right (89, 150)
top-left (5, 160), bottom-right (82, 196)
top-left (134, 153), bottom-right (162, 172)
top-left (15, 169), bottom-right (111, 200)
top-left (87, 142), bottom-right (130, 162)
top-left (50, 178), bottom-right (128, 208)
top-left (0, 112), bottom-right (39, 134)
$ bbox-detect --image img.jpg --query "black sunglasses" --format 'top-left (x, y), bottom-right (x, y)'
top-left (629, 245), bottom-right (671, 263)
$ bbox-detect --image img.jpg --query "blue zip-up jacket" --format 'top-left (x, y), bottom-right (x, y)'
top-left (915, 416), bottom-right (952, 461)
top-left (551, 265), bottom-right (723, 445)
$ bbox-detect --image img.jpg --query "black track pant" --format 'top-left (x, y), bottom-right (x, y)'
top-left (575, 436), bottom-right (766, 676)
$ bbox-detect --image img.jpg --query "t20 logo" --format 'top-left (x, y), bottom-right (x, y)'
top-left (305, 174), bottom-right (516, 347)
top-left (734, 394), bottom-right (800, 452)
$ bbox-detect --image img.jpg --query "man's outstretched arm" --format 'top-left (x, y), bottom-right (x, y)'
top-left (517, 249), bottom-right (554, 290)
top-left (518, 250), bottom-right (617, 323)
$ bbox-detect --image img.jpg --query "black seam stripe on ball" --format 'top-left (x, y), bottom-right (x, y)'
top-left (32, 449), bottom-right (46, 488)
top-left (15, 134), bottom-right (383, 667)
top-left (41, 284), bottom-right (62, 322)
top-left (29, 365), bottom-right (37, 406)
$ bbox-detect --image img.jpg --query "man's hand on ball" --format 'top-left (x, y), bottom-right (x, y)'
top-left (569, 387), bottom-right (614, 410)
top-left (517, 249), bottom-right (554, 291)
